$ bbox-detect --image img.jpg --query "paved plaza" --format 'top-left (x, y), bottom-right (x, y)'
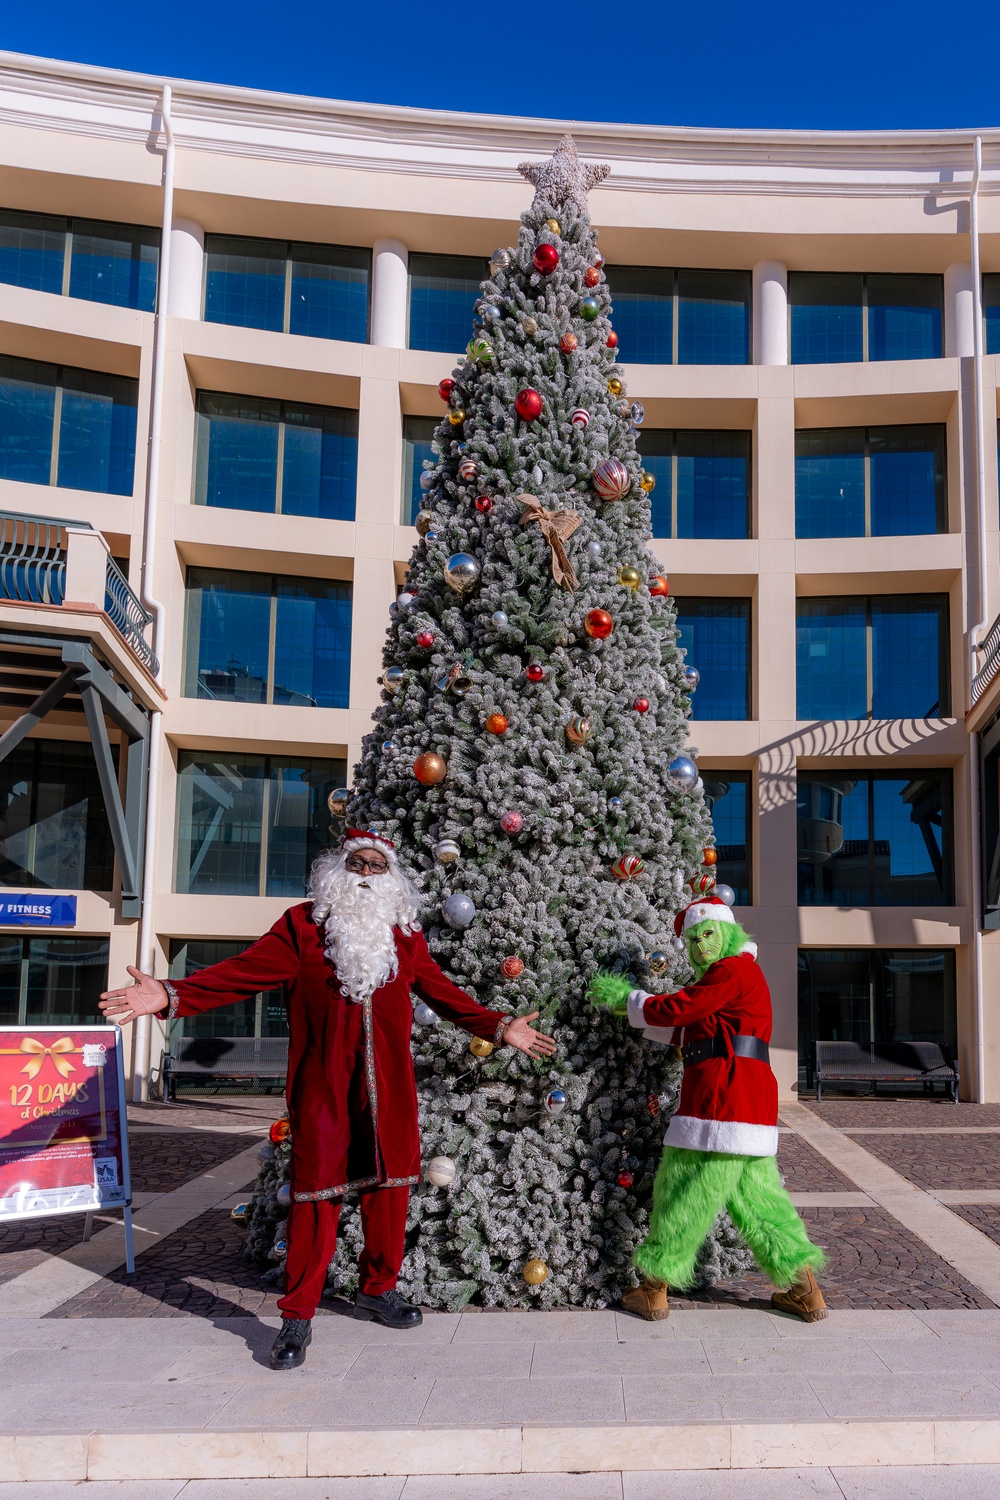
top-left (3, 1094), bottom-right (1000, 1492)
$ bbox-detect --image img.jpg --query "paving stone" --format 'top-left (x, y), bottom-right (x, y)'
top-left (345, 1341), bottom-right (532, 1382)
top-left (777, 1134), bottom-right (855, 1191)
top-left (803, 1100), bottom-right (1000, 1129)
top-left (809, 1370), bottom-right (1000, 1418)
top-left (403, 1478), bottom-right (622, 1500)
top-left (420, 1374), bottom-right (626, 1426)
top-left (843, 1132), bottom-right (1000, 1191)
top-left (832, 1467), bottom-right (1000, 1500)
top-left (126, 1133), bottom-right (263, 1195)
top-left (951, 1203), bottom-right (1000, 1247)
top-left (699, 1335), bottom-right (889, 1375)
top-left (623, 1472), bottom-right (841, 1500)
top-left (622, 1371), bottom-right (827, 1422)
top-left (213, 1378), bottom-right (434, 1429)
top-left (530, 1338), bottom-right (711, 1378)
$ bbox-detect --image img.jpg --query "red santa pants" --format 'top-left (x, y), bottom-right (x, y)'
top-left (277, 1185), bottom-right (410, 1320)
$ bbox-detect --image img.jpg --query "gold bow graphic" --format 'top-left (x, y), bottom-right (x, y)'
top-left (19, 1037), bottom-right (76, 1080)
top-left (518, 493), bottom-right (581, 592)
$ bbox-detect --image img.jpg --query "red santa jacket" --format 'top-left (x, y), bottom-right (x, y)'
top-left (627, 947), bottom-right (778, 1156)
top-left (164, 902), bottom-right (508, 1201)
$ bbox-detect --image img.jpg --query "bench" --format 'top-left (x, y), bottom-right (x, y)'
top-left (815, 1040), bottom-right (959, 1103)
top-left (162, 1036), bottom-right (288, 1101)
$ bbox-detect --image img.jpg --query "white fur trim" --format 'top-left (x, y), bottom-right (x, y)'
top-left (342, 835), bottom-right (395, 857)
top-left (682, 901), bottom-right (736, 933)
top-left (740, 942), bottom-right (758, 959)
top-left (642, 1025), bottom-right (675, 1050)
top-left (626, 989), bottom-right (652, 1029)
top-left (664, 1114), bottom-right (779, 1156)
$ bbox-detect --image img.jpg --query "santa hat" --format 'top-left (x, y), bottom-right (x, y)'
top-left (674, 892), bottom-right (736, 938)
top-left (341, 828), bottom-right (396, 857)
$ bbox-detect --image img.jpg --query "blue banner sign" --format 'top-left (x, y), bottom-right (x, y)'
top-left (0, 895), bottom-right (78, 927)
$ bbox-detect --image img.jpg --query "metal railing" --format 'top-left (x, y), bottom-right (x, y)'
top-left (0, 510), bottom-right (159, 677)
top-left (972, 610), bottom-right (1000, 703)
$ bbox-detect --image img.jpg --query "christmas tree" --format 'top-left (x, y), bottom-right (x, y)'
top-left (241, 137), bottom-right (752, 1307)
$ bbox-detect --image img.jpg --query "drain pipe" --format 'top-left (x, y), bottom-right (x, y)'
top-left (133, 84), bottom-right (174, 1102)
top-left (967, 135), bottom-right (988, 1102)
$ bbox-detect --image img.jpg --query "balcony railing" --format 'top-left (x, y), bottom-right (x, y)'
top-left (0, 510), bottom-right (159, 677)
top-left (973, 611), bottom-right (1000, 705)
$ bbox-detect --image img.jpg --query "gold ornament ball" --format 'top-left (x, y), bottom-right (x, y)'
top-left (326, 787), bottom-right (350, 820)
top-left (545, 218), bottom-right (562, 234)
top-left (470, 1036), bottom-right (495, 1058)
top-left (618, 565), bottom-right (642, 591)
top-left (639, 471), bottom-right (656, 493)
top-left (608, 377), bottom-right (623, 397)
top-left (448, 408), bottom-right (465, 426)
top-left (520, 314), bottom-right (539, 337)
top-left (413, 751), bottom-right (447, 786)
top-left (522, 1258), bottom-right (549, 1286)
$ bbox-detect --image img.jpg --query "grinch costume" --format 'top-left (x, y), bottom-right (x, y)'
top-left (591, 893), bottom-right (827, 1322)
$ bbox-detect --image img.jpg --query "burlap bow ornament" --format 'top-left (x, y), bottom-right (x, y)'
top-left (517, 493), bottom-right (581, 592)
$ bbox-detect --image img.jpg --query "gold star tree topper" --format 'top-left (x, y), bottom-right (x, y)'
top-left (518, 134), bottom-right (610, 214)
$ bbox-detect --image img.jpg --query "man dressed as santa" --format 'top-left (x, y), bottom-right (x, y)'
top-left (100, 829), bottom-right (555, 1369)
top-left (589, 892), bottom-right (827, 1324)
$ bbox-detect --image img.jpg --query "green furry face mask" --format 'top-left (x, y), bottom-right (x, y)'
top-left (684, 916), bottom-right (755, 978)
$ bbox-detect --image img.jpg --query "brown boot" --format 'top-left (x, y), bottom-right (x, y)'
top-left (771, 1266), bottom-right (828, 1323)
top-left (620, 1276), bottom-right (669, 1321)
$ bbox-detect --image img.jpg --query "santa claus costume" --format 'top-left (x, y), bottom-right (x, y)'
top-left (592, 893), bottom-right (827, 1323)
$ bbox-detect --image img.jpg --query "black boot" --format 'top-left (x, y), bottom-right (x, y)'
top-left (354, 1287), bottom-right (423, 1329)
top-left (269, 1317), bottom-right (312, 1370)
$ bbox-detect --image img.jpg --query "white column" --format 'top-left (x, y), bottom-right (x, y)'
top-left (370, 237), bottom-right (409, 348)
top-left (166, 218), bottom-right (205, 320)
top-left (753, 260), bottom-right (788, 366)
top-left (945, 261), bottom-right (975, 358)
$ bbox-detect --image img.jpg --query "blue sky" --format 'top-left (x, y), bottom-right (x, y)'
top-left (4, 0), bottom-right (1000, 131)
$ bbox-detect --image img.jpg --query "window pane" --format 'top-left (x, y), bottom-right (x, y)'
top-left (0, 937), bottom-right (20, 1025)
top-left (195, 392), bottom-right (280, 513)
top-left (676, 430), bottom-right (751, 538)
top-left (175, 753), bottom-right (265, 896)
top-left (789, 273), bottom-right (864, 364)
top-left (289, 243), bottom-right (369, 342)
top-left (794, 428), bottom-right (865, 538)
top-left (797, 774), bottom-right (870, 906)
top-left (867, 274), bottom-right (942, 362)
top-left (703, 773), bottom-right (750, 904)
top-left (0, 355), bottom-right (56, 483)
top-left (204, 235), bottom-right (285, 332)
top-left (677, 270), bottom-right (750, 365)
top-left (673, 598), bottom-right (750, 720)
top-left (796, 598), bottom-right (868, 719)
top-left (24, 938), bottom-right (109, 1026)
top-left (872, 773), bottom-right (951, 905)
top-left (402, 415), bottom-right (437, 525)
top-left (408, 253), bottom-right (486, 353)
top-left (985, 275), bottom-right (1000, 355)
top-left (57, 366), bottom-right (138, 496)
top-left (0, 209), bottom-right (65, 294)
top-left (636, 429), bottom-right (672, 535)
top-left (169, 939), bottom-right (287, 1039)
top-left (871, 595), bottom-right (947, 718)
top-left (869, 424), bottom-right (945, 536)
top-left (68, 219), bottom-right (159, 312)
top-left (265, 759), bottom-right (342, 897)
top-left (604, 266), bottom-right (673, 364)
top-left (183, 568), bottom-right (272, 702)
top-left (281, 402), bottom-right (358, 521)
top-left (274, 577), bottom-right (353, 708)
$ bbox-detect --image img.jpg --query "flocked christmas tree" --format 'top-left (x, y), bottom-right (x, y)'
top-left (240, 137), bottom-right (753, 1307)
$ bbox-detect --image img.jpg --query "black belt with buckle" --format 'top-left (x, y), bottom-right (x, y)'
top-left (681, 1035), bottom-right (770, 1067)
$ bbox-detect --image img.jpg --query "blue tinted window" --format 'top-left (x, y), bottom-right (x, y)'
top-left (204, 236), bottom-right (285, 332)
top-left (797, 774), bottom-right (870, 906)
top-left (871, 596), bottom-right (947, 718)
top-left (0, 356), bottom-right (56, 484)
top-left (677, 270), bottom-right (750, 365)
top-left (195, 392), bottom-right (357, 519)
top-left (790, 273), bottom-right (864, 364)
top-left (673, 598), bottom-right (750, 720)
top-left (275, 577), bottom-right (352, 708)
top-left (703, 772), bottom-right (751, 904)
top-left (57, 367), bottom-right (138, 495)
top-left (985, 276), bottom-right (1000, 354)
top-left (281, 405), bottom-right (358, 521)
top-left (796, 599), bottom-right (868, 719)
top-left (0, 209), bottom-right (64, 294)
top-left (869, 426), bottom-right (945, 535)
top-left (408, 253), bottom-right (487, 353)
top-left (288, 243), bottom-right (370, 342)
top-left (68, 220), bottom-right (159, 312)
top-left (402, 416), bottom-right (437, 525)
top-left (605, 266), bottom-right (673, 364)
top-left (640, 429), bottom-right (751, 538)
top-left (637, 430), bottom-right (672, 535)
top-left (795, 430), bottom-right (865, 537)
top-left (169, 938), bottom-right (289, 1040)
top-left (867, 275), bottom-right (941, 361)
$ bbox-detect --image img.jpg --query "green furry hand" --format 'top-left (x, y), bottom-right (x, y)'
top-left (588, 972), bottom-right (633, 1015)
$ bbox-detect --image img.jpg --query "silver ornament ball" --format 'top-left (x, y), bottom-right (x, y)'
top-left (683, 665), bottom-right (701, 692)
top-left (715, 884), bottom-right (737, 907)
top-left (397, 592), bottom-right (415, 609)
top-left (544, 1087), bottom-right (568, 1115)
top-left (443, 892), bottom-right (477, 928)
top-left (608, 796), bottom-right (624, 814)
top-left (667, 755), bottom-right (699, 792)
top-left (492, 610), bottom-right (509, 629)
top-left (383, 666), bottom-right (404, 695)
top-left (413, 1002), bottom-right (437, 1025)
top-left (586, 540), bottom-right (603, 559)
top-left (444, 553), bottom-right (481, 594)
top-left (275, 1182), bottom-right (292, 1207)
top-left (419, 470), bottom-right (435, 491)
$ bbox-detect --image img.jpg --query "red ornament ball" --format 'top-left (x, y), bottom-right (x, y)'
top-left (689, 871), bottom-right (717, 896)
top-left (559, 332), bottom-right (578, 354)
top-left (501, 955), bottom-right (524, 979)
top-left (533, 243), bottom-right (559, 274)
top-left (702, 847), bottom-right (719, 866)
top-left (633, 697), bottom-right (650, 714)
top-left (515, 388), bottom-right (544, 421)
top-left (584, 266), bottom-right (600, 288)
top-left (438, 378), bottom-right (456, 401)
top-left (485, 713), bottom-right (508, 735)
top-left (606, 331), bottom-right (619, 349)
top-left (476, 495), bottom-right (493, 513)
top-left (613, 853), bottom-right (645, 881)
top-left (617, 1170), bottom-right (635, 1189)
top-left (413, 751), bottom-right (447, 786)
top-left (500, 810), bottom-right (524, 834)
top-left (525, 662), bottom-right (546, 683)
top-left (584, 609), bottom-right (614, 640)
top-left (269, 1118), bottom-right (291, 1144)
top-left (416, 630), bottom-right (435, 649)
top-left (593, 252), bottom-right (606, 269)
top-left (648, 575), bottom-right (669, 597)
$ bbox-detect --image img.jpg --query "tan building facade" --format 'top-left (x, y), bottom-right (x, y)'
top-left (1, 52), bottom-right (999, 1101)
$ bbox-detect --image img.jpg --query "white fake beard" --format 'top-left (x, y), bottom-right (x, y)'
top-left (313, 867), bottom-right (407, 1003)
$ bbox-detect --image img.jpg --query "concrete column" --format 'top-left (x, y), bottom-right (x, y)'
top-left (166, 218), bottom-right (205, 320)
top-left (63, 526), bottom-right (109, 609)
top-left (945, 261), bottom-right (975, 358)
top-left (752, 260), bottom-right (788, 366)
top-left (370, 237), bottom-right (409, 348)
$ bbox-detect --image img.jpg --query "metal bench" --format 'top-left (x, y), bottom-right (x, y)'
top-left (815, 1040), bottom-right (959, 1103)
top-left (162, 1036), bottom-right (288, 1101)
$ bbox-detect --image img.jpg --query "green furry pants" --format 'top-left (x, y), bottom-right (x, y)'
top-left (634, 1145), bottom-right (826, 1291)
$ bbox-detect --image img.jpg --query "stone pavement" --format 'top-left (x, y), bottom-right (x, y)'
top-left (2, 1093), bottom-right (1000, 1486)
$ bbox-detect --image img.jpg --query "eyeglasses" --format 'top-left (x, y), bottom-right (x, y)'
top-left (346, 856), bottom-right (389, 875)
